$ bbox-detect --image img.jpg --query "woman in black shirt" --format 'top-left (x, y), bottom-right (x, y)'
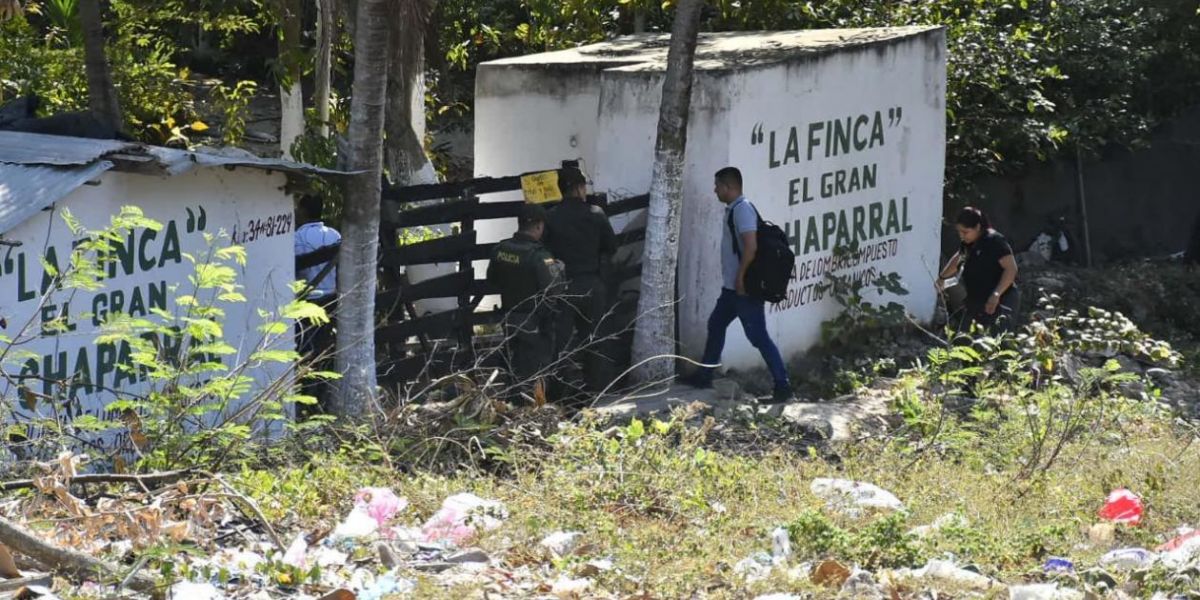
top-left (937, 207), bottom-right (1020, 333)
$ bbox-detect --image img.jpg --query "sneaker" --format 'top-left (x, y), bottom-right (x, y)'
top-left (762, 386), bottom-right (794, 405)
top-left (679, 371), bottom-right (713, 389)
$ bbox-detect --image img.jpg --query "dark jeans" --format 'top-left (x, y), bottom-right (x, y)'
top-left (954, 286), bottom-right (1021, 335)
top-left (697, 288), bottom-right (790, 390)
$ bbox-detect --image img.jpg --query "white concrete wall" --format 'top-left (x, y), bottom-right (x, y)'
top-left (474, 29), bottom-right (947, 372)
top-left (0, 168), bottom-right (295, 450)
top-left (707, 32), bottom-right (947, 369)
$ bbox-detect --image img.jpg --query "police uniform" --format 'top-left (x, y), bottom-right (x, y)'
top-left (486, 231), bottom-right (563, 385)
top-left (544, 197), bottom-right (617, 393)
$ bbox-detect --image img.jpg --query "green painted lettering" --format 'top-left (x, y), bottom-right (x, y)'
top-left (95, 342), bottom-right (116, 389)
top-left (768, 130), bottom-right (780, 169)
top-left (853, 114), bottom-right (871, 151)
top-left (112, 341), bottom-right (136, 388)
top-left (149, 280), bottom-right (167, 311)
top-left (138, 228), bottom-right (158, 271)
top-left (70, 346), bottom-right (93, 398)
top-left (870, 111), bottom-right (885, 147)
top-left (42, 351), bottom-right (68, 396)
top-left (40, 246), bottom-right (59, 294)
top-left (822, 212), bottom-right (837, 251)
top-left (902, 196), bottom-right (913, 231)
top-left (835, 210), bottom-right (851, 248)
top-left (159, 221), bottom-right (181, 267)
top-left (868, 202), bottom-right (884, 238)
top-left (129, 286), bottom-right (146, 316)
top-left (804, 216), bottom-right (821, 255)
top-left (806, 122), bottom-right (823, 161)
top-left (107, 232), bottom-right (135, 279)
top-left (91, 293), bottom-right (107, 326)
top-left (852, 205), bottom-right (867, 244)
top-left (885, 198), bottom-right (901, 235)
top-left (17, 253), bottom-right (36, 302)
top-left (820, 172), bottom-right (833, 198)
top-left (783, 127), bottom-right (800, 165)
top-left (832, 117), bottom-right (851, 156)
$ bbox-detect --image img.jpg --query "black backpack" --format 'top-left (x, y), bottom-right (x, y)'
top-left (727, 202), bottom-right (795, 304)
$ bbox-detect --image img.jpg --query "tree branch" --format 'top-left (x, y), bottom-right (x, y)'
top-left (0, 469), bottom-right (194, 492)
top-left (0, 516), bottom-right (160, 596)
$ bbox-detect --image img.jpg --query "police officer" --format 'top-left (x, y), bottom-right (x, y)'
top-left (544, 165), bottom-right (617, 394)
top-left (487, 205), bottom-right (563, 395)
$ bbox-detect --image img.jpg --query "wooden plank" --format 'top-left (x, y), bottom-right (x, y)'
top-left (395, 198), bottom-right (477, 227)
top-left (614, 227), bottom-right (646, 247)
top-left (470, 309), bottom-right (503, 327)
top-left (604, 194), bottom-right (649, 216)
top-left (382, 175), bottom-right (522, 204)
top-left (383, 231), bottom-right (476, 266)
top-left (375, 309), bottom-right (459, 343)
top-left (378, 351), bottom-right (456, 384)
top-left (376, 271), bottom-right (473, 309)
top-left (471, 278), bottom-right (499, 298)
top-left (295, 243), bottom-right (339, 270)
top-left (470, 242), bottom-right (498, 262)
top-left (611, 262), bottom-right (643, 283)
top-left (457, 191), bottom-right (477, 352)
top-left (394, 199), bottom-right (529, 227)
top-left (404, 271), bottom-right (472, 301)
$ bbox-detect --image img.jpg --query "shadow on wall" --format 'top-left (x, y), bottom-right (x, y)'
top-left (940, 104), bottom-right (1200, 264)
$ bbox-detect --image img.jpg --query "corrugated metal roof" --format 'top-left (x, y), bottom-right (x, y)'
top-left (0, 161), bottom-right (113, 234)
top-left (0, 131), bottom-right (350, 235)
top-left (0, 132), bottom-right (136, 166)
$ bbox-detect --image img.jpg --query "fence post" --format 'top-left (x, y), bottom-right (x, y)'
top-left (458, 189), bottom-right (477, 359)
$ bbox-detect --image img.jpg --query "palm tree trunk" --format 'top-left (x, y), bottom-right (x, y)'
top-left (384, 0), bottom-right (438, 187)
top-left (79, 0), bottom-right (122, 131)
top-left (315, 0), bottom-right (335, 137)
top-left (631, 0), bottom-right (704, 385)
top-left (332, 0), bottom-right (392, 418)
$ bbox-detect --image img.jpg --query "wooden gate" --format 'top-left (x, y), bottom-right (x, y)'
top-left (296, 171), bottom-right (649, 386)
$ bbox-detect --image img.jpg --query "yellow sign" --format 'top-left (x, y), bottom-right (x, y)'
top-left (521, 170), bottom-right (561, 204)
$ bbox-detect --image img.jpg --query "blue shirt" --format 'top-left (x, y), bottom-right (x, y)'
top-left (721, 196), bottom-right (758, 290)
top-left (294, 221), bottom-right (341, 299)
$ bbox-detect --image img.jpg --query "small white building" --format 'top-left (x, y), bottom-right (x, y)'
top-left (0, 131), bottom-right (337, 449)
top-left (475, 27), bottom-right (947, 370)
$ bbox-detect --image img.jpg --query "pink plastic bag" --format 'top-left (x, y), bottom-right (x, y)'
top-left (1098, 488), bottom-right (1144, 525)
top-left (354, 487), bottom-right (406, 530)
top-left (1157, 529), bottom-right (1200, 552)
top-left (420, 493), bottom-right (506, 546)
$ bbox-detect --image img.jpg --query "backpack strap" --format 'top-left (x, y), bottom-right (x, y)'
top-left (727, 200), bottom-right (764, 259)
top-left (727, 207), bottom-right (740, 259)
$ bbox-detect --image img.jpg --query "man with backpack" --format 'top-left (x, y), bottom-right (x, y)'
top-left (682, 167), bottom-right (793, 404)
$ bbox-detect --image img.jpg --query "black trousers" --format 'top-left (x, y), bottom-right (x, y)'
top-left (296, 297), bottom-right (337, 417)
top-left (503, 310), bottom-right (555, 400)
top-left (954, 287), bottom-right (1021, 335)
top-left (554, 274), bottom-right (615, 394)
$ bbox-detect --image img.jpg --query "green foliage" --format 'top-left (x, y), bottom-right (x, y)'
top-left (211, 79), bottom-right (257, 145)
top-left (0, 207), bottom-right (328, 471)
top-left (0, 4), bottom-right (200, 143)
top-left (706, 0), bottom-right (1200, 200)
top-left (785, 509), bottom-right (923, 569)
top-left (817, 244), bottom-right (910, 350)
top-left (428, 0), bottom-right (1200, 199)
